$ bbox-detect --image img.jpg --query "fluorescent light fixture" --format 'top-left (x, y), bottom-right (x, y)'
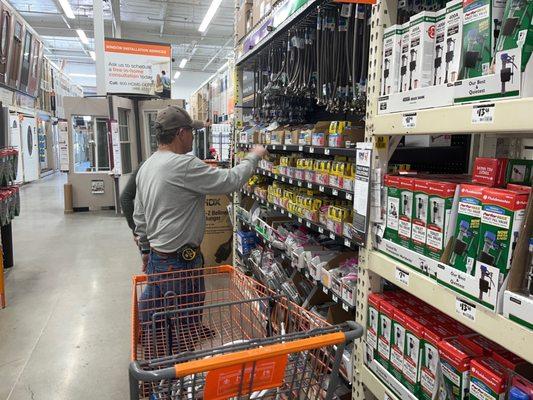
top-left (89, 51), bottom-right (96, 61)
top-left (174, 71), bottom-right (181, 79)
top-left (58, 0), bottom-right (75, 19)
top-left (69, 73), bottom-right (97, 78)
top-left (76, 29), bottom-right (89, 45)
top-left (179, 58), bottom-right (188, 68)
top-left (198, 0), bottom-right (223, 32)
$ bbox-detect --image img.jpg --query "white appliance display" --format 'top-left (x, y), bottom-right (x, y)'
top-left (20, 116), bottom-right (39, 182)
top-left (9, 115), bottom-right (23, 184)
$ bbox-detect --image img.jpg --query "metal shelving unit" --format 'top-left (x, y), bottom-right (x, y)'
top-left (237, 143), bottom-right (359, 157)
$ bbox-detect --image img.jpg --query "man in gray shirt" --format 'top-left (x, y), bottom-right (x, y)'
top-left (133, 106), bottom-right (265, 339)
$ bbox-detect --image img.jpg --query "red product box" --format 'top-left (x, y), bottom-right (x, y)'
top-left (507, 183), bottom-right (532, 193)
top-left (390, 307), bottom-right (418, 380)
top-left (512, 374), bottom-right (533, 398)
top-left (411, 179), bottom-right (433, 254)
top-left (470, 358), bottom-right (509, 399)
top-left (492, 351), bottom-right (526, 371)
top-left (419, 323), bottom-right (456, 400)
top-left (463, 334), bottom-right (504, 356)
top-left (426, 180), bottom-right (458, 260)
top-left (367, 293), bottom-right (383, 361)
top-left (377, 299), bottom-right (401, 367)
top-left (402, 314), bottom-right (426, 394)
top-left (398, 177), bottom-right (416, 248)
top-left (472, 158), bottom-right (508, 187)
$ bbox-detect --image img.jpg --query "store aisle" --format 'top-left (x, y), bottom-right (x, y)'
top-left (0, 173), bottom-right (139, 400)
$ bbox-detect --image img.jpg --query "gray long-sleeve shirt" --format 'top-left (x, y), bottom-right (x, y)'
top-left (133, 151), bottom-right (259, 253)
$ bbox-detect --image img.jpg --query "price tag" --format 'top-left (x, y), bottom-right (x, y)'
top-left (298, 217), bottom-right (303, 223)
top-left (329, 233), bottom-right (335, 240)
top-left (309, 147), bottom-right (315, 153)
top-left (342, 303), bottom-right (349, 312)
top-left (298, 145), bottom-right (303, 151)
top-left (280, 209), bottom-right (285, 214)
top-left (307, 182), bottom-right (313, 189)
top-left (318, 227), bottom-right (324, 233)
top-left (402, 112), bottom-right (417, 128)
top-left (376, 136), bottom-right (388, 150)
top-left (283, 145), bottom-right (287, 150)
top-left (319, 185), bottom-right (325, 192)
top-left (305, 271), bottom-right (310, 278)
top-left (472, 104), bottom-right (495, 124)
top-left (289, 179), bottom-right (293, 184)
top-left (346, 193), bottom-right (353, 200)
top-left (344, 239), bottom-right (351, 247)
top-left (281, 177), bottom-right (286, 182)
top-left (332, 294), bottom-right (338, 302)
top-left (332, 189), bottom-right (338, 196)
top-left (395, 268), bottom-right (410, 286)
top-left (456, 298), bottom-right (476, 322)
top-left (324, 148), bottom-right (330, 155)
top-left (268, 172), bottom-right (272, 177)
top-left (288, 212), bottom-right (293, 218)
top-left (323, 286), bottom-right (328, 294)
top-left (384, 393), bottom-right (393, 400)
top-left (306, 221), bottom-right (311, 228)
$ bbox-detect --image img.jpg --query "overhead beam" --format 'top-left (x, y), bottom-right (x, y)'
top-left (159, 0), bottom-right (169, 38)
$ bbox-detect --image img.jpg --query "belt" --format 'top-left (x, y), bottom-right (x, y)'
top-left (151, 245), bottom-right (200, 261)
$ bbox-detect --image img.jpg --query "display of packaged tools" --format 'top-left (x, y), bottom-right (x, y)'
top-left (412, 179), bottom-right (431, 254)
top-left (381, 25), bottom-right (403, 95)
top-left (398, 177), bottom-right (415, 249)
top-left (433, 8), bottom-right (448, 85)
top-left (460, 0), bottom-right (507, 78)
top-left (426, 180), bottom-right (457, 260)
top-left (407, 11), bottom-right (437, 90)
top-left (443, 0), bottom-right (464, 83)
top-left (398, 22), bottom-right (412, 92)
top-left (0, 148), bottom-right (18, 186)
top-left (0, 187), bottom-right (20, 227)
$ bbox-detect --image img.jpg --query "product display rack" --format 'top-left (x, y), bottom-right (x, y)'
top-left (232, 0), bottom-right (533, 397)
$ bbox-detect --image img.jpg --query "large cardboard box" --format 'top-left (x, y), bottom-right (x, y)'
top-left (201, 194), bottom-right (233, 267)
top-left (237, 4), bottom-right (252, 42)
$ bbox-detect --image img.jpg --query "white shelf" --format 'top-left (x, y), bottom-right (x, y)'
top-left (367, 250), bottom-right (533, 364)
top-left (360, 364), bottom-right (401, 400)
top-left (373, 97), bottom-right (533, 136)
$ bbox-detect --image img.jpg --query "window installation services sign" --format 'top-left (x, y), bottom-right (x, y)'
top-left (104, 38), bottom-right (171, 96)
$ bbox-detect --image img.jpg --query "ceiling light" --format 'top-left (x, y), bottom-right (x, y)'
top-left (76, 29), bottom-right (89, 45)
top-left (89, 51), bottom-right (96, 61)
top-left (69, 73), bottom-right (96, 78)
top-left (198, 0), bottom-right (223, 33)
top-left (174, 71), bottom-right (181, 79)
top-left (179, 58), bottom-right (187, 68)
top-left (58, 0), bottom-right (75, 19)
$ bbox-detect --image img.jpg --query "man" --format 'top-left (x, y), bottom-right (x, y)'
top-left (160, 71), bottom-right (171, 98)
top-left (134, 106), bottom-right (265, 335)
top-left (120, 164), bottom-right (142, 237)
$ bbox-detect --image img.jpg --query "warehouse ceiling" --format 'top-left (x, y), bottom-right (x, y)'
top-left (12, 0), bottom-right (234, 94)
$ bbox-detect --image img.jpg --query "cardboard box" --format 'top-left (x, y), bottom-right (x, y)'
top-left (411, 179), bottom-right (431, 254)
top-left (201, 194), bottom-right (233, 267)
top-left (398, 177), bottom-right (415, 249)
top-left (507, 159), bottom-right (533, 185)
top-left (270, 130), bottom-right (284, 145)
top-left (381, 25), bottom-right (403, 95)
top-left (472, 157), bottom-right (508, 187)
top-left (385, 175), bottom-right (401, 243)
top-left (426, 181), bottom-right (457, 260)
top-left (460, 0), bottom-right (507, 78)
top-left (401, 314), bottom-right (425, 395)
top-left (432, 8), bottom-right (448, 86)
top-left (377, 298), bottom-right (401, 368)
top-left (469, 358), bottom-right (508, 400)
top-left (407, 11), bottom-right (436, 90)
top-left (389, 307), bottom-right (418, 381)
top-left (367, 293), bottom-right (382, 363)
top-left (399, 22), bottom-right (412, 93)
top-left (236, 3), bottom-right (253, 42)
top-left (443, 0), bottom-right (463, 84)
top-left (438, 336), bottom-right (485, 400)
top-left (477, 188), bottom-right (529, 281)
top-left (450, 184), bottom-right (485, 274)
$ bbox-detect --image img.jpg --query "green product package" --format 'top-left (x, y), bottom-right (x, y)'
top-left (450, 184), bottom-right (485, 275)
top-left (411, 179), bottom-right (431, 254)
top-left (506, 159), bottom-right (533, 185)
top-left (495, 0), bottom-right (533, 71)
top-left (401, 315), bottom-right (426, 396)
top-left (385, 175), bottom-right (401, 243)
top-left (426, 181), bottom-right (457, 261)
top-left (376, 299), bottom-right (397, 369)
top-left (460, 0), bottom-right (507, 78)
top-left (398, 177), bottom-right (415, 249)
top-left (477, 188), bottom-right (529, 282)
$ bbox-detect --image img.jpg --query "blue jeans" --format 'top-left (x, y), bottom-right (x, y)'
top-left (139, 252), bottom-right (205, 329)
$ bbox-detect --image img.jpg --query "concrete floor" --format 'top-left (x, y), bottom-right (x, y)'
top-left (0, 173), bottom-right (139, 399)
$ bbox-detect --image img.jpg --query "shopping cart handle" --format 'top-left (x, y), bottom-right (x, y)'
top-left (129, 360), bottom-right (176, 382)
top-left (343, 321), bottom-right (364, 342)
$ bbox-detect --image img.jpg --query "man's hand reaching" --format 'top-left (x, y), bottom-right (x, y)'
top-left (250, 145), bottom-right (267, 158)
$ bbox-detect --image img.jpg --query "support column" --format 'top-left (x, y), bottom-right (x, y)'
top-left (94, 0), bottom-right (106, 96)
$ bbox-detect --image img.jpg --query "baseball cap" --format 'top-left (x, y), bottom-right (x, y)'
top-left (155, 106), bottom-right (203, 131)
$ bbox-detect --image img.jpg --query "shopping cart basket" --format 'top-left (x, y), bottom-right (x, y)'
top-left (130, 265), bottom-right (362, 400)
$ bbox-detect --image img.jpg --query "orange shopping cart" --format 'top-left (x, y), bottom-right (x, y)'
top-left (130, 265), bottom-right (362, 399)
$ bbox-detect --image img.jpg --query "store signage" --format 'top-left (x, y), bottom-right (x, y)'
top-left (455, 297), bottom-right (476, 322)
top-left (108, 120), bottom-right (122, 176)
top-left (91, 180), bottom-right (105, 194)
top-left (104, 38), bottom-right (171, 96)
top-left (471, 104), bottom-right (495, 124)
top-left (58, 121), bottom-right (69, 172)
top-left (352, 142), bottom-right (372, 246)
